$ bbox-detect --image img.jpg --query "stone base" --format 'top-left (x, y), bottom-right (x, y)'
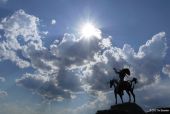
top-left (96, 103), bottom-right (145, 114)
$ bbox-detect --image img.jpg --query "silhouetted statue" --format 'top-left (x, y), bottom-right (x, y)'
top-left (113, 68), bottom-right (130, 95)
top-left (113, 68), bottom-right (130, 82)
top-left (109, 78), bottom-right (137, 104)
top-left (110, 68), bottom-right (137, 104)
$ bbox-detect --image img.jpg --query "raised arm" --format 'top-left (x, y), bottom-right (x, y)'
top-left (113, 68), bottom-right (119, 74)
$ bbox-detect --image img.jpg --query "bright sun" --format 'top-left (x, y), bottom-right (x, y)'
top-left (80, 22), bottom-right (101, 39)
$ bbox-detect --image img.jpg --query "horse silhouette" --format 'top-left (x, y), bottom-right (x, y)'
top-left (109, 78), bottom-right (137, 104)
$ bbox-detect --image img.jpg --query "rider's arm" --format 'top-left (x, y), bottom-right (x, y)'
top-left (113, 68), bottom-right (120, 74)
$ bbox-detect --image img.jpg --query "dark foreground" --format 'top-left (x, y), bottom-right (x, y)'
top-left (96, 103), bottom-right (170, 114)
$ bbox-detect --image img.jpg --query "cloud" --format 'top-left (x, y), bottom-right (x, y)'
top-left (51, 19), bottom-right (56, 25)
top-left (16, 31), bottom-right (106, 100)
top-left (0, 9), bottom-right (43, 68)
top-left (22, 44), bottom-right (56, 71)
top-left (0, 10), bottom-right (168, 102)
top-left (56, 91), bottom-right (119, 114)
top-left (16, 72), bottom-right (72, 101)
top-left (82, 32), bottom-right (167, 93)
top-left (70, 77), bottom-right (169, 114)
top-left (0, 77), bottom-right (7, 97)
top-left (138, 32), bottom-right (167, 58)
top-left (162, 64), bottom-right (170, 77)
top-left (16, 67), bottom-right (83, 101)
top-left (50, 33), bottom-right (102, 66)
top-left (1, 9), bottom-right (42, 47)
top-left (0, 10), bottom-right (83, 101)
top-left (72, 92), bottom-right (111, 114)
top-left (15, 31), bottom-right (167, 101)
top-left (0, 90), bottom-right (8, 97)
top-left (0, 77), bottom-right (5, 82)
top-left (135, 78), bottom-right (170, 111)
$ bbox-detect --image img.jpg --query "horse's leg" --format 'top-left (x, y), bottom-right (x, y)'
top-left (119, 94), bottom-right (123, 103)
top-left (126, 90), bottom-right (131, 103)
top-left (114, 90), bottom-right (117, 104)
top-left (130, 90), bottom-right (135, 103)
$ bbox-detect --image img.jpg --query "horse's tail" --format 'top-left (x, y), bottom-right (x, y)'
top-left (130, 78), bottom-right (138, 90)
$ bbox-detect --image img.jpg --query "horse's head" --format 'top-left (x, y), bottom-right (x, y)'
top-left (109, 79), bottom-right (118, 88)
top-left (132, 78), bottom-right (138, 84)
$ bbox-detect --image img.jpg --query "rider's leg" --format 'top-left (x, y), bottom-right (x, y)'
top-left (118, 82), bottom-right (124, 95)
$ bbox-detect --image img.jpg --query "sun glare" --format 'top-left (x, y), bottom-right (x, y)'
top-left (80, 22), bottom-right (101, 39)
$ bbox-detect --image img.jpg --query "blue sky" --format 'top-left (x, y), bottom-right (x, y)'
top-left (0, 0), bottom-right (170, 114)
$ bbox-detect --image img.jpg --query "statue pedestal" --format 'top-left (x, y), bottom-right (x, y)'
top-left (96, 103), bottom-right (145, 114)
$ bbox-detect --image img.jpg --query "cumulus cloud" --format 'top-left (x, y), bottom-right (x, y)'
top-left (162, 64), bottom-right (170, 77)
top-left (81, 32), bottom-right (167, 93)
top-left (51, 19), bottom-right (56, 25)
top-left (16, 31), bottom-right (167, 101)
top-left (0, 9), bottom-right (42, 68)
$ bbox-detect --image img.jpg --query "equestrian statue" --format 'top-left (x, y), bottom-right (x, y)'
top-left (109, 68), bottom-right (137, 104)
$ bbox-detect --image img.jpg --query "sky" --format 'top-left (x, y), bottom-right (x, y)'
top-left (0, 0), bottom-right (170, 114)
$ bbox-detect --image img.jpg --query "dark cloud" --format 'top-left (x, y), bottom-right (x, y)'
top-left (16, 73), bottom-right (71, 101)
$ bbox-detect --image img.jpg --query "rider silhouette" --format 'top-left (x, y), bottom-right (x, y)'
top-left (113, 68), bottom-right (130, 95)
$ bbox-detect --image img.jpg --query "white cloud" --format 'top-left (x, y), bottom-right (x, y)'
top-left (138, 32), bottom-right (167, 59)
top-left (0, 9), bottom-right (43, 68)
top-left (1, 9), bottom-right (42, 47)
top-left (82, 32), bottom-right (167, 92)
top-left (51, 19), bottom-right (56, 25)
top-left (162, 64), bottom-right (170, 77)
top-left (0, 77), bottom-right (7, 97)
top-left (0, 90), bottom-right (8, 97)
top-left (0, 77), bottom-right (5, 82)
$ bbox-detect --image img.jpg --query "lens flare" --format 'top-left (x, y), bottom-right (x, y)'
top-left (81, 22), bottom-right (101, 39)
